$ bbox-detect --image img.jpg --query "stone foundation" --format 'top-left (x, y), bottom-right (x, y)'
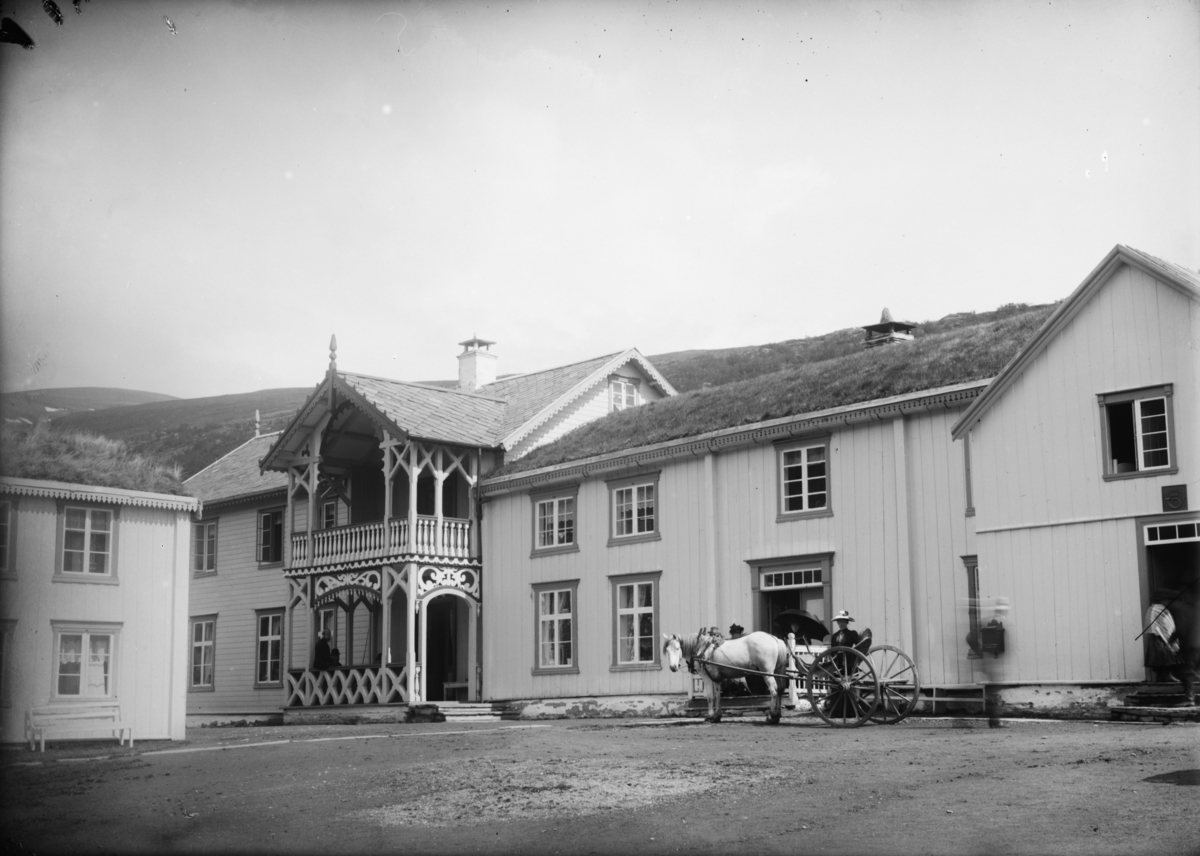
top-left (507, 695), bottom-right (692, 720)
top-left (986, 684), bottom-right (1142, 720)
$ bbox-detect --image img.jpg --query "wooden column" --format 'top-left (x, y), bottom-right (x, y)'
top-left (892, 414), bottom-right (916, 657)
top-left (285, 470), bottom-right (296, 567)
top-left (408, 444), bottom-right (419, 551)
top-left (703, 451), bottom-right (720, 630)
top-left (434, 447), bottom-right (445, 555)
top-left (380, 566), bottom-right (391, 667)
top-left (418, 596), bottom-right (428, 701)
top-left (468, 452), bottom-right (479, 557)
top-left (406, 565), bottom-right (419, 702)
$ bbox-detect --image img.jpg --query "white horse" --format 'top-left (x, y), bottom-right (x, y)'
top-left (663, 631), bottom-right (792, 724)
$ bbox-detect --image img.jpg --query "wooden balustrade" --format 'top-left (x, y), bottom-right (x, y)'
top-left (286, 666), bottom-right (408, 707)
top-left (288, 517), bottom-right (472, 568)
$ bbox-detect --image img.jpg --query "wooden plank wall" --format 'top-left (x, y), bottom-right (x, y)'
top-left (482, 403), bottom-right (977, 701)
top-left (187, 498), bottom-right (292, 716)
top-left (968, 264), bottom-right (1198, 681)
top-left (0, 495), bottom-right (192, 742)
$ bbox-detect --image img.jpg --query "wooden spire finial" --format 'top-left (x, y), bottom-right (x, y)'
top-left (329, 334), bottom-right (338, 367)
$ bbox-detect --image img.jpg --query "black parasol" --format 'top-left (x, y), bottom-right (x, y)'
top-left (772, 609), bottom-right (829, 641)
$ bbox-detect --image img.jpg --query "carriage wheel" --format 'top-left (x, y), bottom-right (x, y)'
top-left (864, 645), bottom-right (921, 724)
top-left (804, 646), bottom-right (879, 728)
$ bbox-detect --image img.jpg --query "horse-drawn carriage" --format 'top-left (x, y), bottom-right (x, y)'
top-left (662, 612), bottom-right (920, 728)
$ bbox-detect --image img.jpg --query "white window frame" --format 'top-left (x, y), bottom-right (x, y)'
top-left (610, 376), bottom-right (641, 412)
top-left (51, 621), bottom-right (120, 700)
top-left (257, 509), bottom-right (284, 565)
top-left (777, 436), bottom-right (832, 520)
top-left (610, 571), bottom-right (661, 670)
top-left (190, 616), bottom-right (216, 690)
top-left (55, 503), bottom-right (118, 584)
top-left (532, 581), bottom-right (579, 674)
top-left (537, 497), bottom-right (575, 548)
top-left (607, 472), bottom-right (661, 546)
top-left (193, 520), bottom-right (217, 574)
top-left (322, 500), bottom-right (337, 530)
top-left (255, 610), bottom-right (284, 686)
top-left (1098, 385), bottom-right (1178, 480)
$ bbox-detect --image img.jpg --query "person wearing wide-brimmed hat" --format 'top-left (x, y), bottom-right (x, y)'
top-left (830, 610), bottom-right (860, 649)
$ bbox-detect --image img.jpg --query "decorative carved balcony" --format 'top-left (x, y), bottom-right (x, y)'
top-left (286, 665), bottom-right (408, 707)
top-left (288, 515), bottom-right (475, 571)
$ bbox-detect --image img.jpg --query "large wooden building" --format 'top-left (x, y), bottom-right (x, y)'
top-left (478, 246), bottom-right (1198, 712)
top-left (184, 340), bottom-right (674, 720)
top-left (0, 476), bottom-right (198, 742)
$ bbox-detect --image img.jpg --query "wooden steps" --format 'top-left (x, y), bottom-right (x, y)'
top-left (1111, 682), bottom-right (1198, 723)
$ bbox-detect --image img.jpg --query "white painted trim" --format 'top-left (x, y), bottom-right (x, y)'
top-left (0, 477), bottom-right (198, 512)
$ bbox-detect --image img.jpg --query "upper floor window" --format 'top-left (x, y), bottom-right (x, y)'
top-left (1099, 385), bottom-right (1177, 480)
top-left (777, 436), bottom-right (832, 520)
top-left (258, 509), bottom-right (283, 564)
top-left (532, 491), bottom-right (575, 553)
top-left (607, 473), bottom-right (661, 546)
top-left (61, 506), bottom-right (114, 577)
top-left (193, 521), bottom-right (217, 574)
top-left (610, 376), bottom-right (640, 411)
top-left (0, 499), bottom-right (12, 575)
top-left (322, 500), bottom-right (337, 530)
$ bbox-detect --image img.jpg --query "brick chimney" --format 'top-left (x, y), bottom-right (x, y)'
top-left (457, 336), bottom-right (498, 391)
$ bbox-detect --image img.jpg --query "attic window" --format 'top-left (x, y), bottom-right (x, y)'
top-left (1099, 385), bottom-right (1176, 480)
top-left (610, 377), bottom-right (640, 412)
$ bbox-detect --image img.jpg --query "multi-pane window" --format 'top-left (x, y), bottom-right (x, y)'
top-left (322, 501), bottom-right (337, 530)
top-left (781, 443), bottom-right (828, 514)
top-left (54, 626), bottom-right (116, 698)
top-left (62, 507), bottom-right (113, 575)
top-left (190, 618), bottom-right (215, 689)
top-left (193, 521), bottom-right (217, 573)
top-left (538, 588), bottom-right (574, 668)
top-left (536, 497), bottom-right (575, 549)
top-left (613, 575), bottom-right (659, 667)
top-left (258, 510), bottom-right (283, 563)
top-left (611, 377), bottom-right (640, 411)
top-left (256, 611), bottom-right (283, 685)
top-left (0, 500), bottom-right (11, 574)
top-left (613, 483), bottom-right (655, 537)
top-left (1100, 386), bottom-right (1176, 478)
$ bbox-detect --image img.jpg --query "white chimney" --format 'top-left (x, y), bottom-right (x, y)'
top-left (457, 336), bottom-right (498, 391)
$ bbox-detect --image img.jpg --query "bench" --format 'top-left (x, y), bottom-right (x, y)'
top-left (443, 681), bottom-right (469, 703)
top-left (26, 703), bottom-right (132, 752)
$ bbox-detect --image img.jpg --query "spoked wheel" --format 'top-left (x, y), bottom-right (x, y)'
top-left (864, 645), bottom-right (921, 724)
top-left (804, 646), bottom-right (880, 727)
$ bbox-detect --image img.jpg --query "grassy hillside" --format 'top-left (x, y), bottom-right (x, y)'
top-left (1, 387), bottom-right (177, 425)
top-left (50, 388), bottom-right (312, 478)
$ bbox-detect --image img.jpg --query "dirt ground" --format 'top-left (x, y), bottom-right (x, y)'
top-left (2, 713), bottom-right (1198, 856)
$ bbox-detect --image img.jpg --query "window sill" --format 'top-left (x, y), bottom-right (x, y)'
top-left (257, 562), bottom-right (284, 570)
top-left (606, 531), bottom-right (662, 548)
top-left (775, 508), bottom-right (833, 524)
top-left (530, 543), bottom-right (580, 559)
top-left (52, 573), bottom-right (119, 586)
top-left (1102, 466), bottom-right (1178, 482)
top-left (254, 683), bottom-right (283, 690)
top-left (192, 571), bottom-right (218, 579)
top-left (609, 662), bottom-right (662, 672)
top-left (188, 685), bottom-right (216, 693)
top-left (531, 666), bottom-right (581, 676)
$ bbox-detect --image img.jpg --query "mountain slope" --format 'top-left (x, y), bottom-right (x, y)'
top-left (1, 387), bottom-right (177, 425)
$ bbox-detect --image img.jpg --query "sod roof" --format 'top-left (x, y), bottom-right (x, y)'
top-left (0, 425), bottom-right (190, 495)
top-left (489, 302), bottom-right (1058, 478)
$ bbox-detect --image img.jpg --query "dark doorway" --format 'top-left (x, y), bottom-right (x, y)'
top-left (424, 596), bottom-right (459, 702)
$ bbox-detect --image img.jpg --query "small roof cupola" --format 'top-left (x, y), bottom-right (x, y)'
top-left (862, 308), bottom-right (916, 348)
top-left (457, 336), bottom-right (498, 392)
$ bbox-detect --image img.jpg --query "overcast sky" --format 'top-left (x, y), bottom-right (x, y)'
top-left (2, 0), bottom-right (1197, 399)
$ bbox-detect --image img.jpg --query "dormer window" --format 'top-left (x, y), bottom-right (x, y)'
top-left (611, 377), bottom-right (640, 411)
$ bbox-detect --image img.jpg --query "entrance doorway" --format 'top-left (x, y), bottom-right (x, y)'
top-left (423, 594), bottom-right (471, 702)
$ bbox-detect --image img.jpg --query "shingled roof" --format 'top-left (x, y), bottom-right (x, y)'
top-left (488, 301), bottom-right (1060, 479)
top-left (186, 432), bottom-right (288, 504)
top-left (482, 352), bottom-right (620, 438)
top-left (340, 373), bottom-right (508, 447)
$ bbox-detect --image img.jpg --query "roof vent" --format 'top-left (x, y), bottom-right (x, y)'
top-left (457, 336), bottom-right (498, 392)
top-left (862, 308), bottom-right (916, 348)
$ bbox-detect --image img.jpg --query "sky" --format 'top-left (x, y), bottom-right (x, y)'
top-left (1, 0), bottom-right (1197, 399)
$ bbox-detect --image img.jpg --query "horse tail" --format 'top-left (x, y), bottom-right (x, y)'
top-left (774, 637), bottom-right (791, 677)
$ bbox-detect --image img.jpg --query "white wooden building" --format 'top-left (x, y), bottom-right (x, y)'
top-left (0, 477), bottom-right (198, 742)
top-left (186, 338), bottom-right (674, 717)
top-left (478, 245), bottom-right (1198, 712)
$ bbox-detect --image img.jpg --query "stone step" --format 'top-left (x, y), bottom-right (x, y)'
top-left (1111, 705), bottom-right (1200, 724)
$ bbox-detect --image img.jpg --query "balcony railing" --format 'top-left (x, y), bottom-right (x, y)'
top-left (289, 516), bottom-right (473, 568)
top-left (286, 665), bottom-right (408, 707)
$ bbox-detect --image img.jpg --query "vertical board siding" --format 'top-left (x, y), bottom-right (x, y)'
top-left (968, 264), bottom-right (1198, 682)
top-left (483, 405), bottom-right (976, 700)
top-left (0, 495), bottom-right (191, 742)
top-left (187, 500), bottom-right (289, 716)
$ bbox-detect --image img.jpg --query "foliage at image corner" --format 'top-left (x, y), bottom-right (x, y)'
top-left (0, 424), bottom-right (191, 495)
top-left (500, 303), bottom-right (1058, 475)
